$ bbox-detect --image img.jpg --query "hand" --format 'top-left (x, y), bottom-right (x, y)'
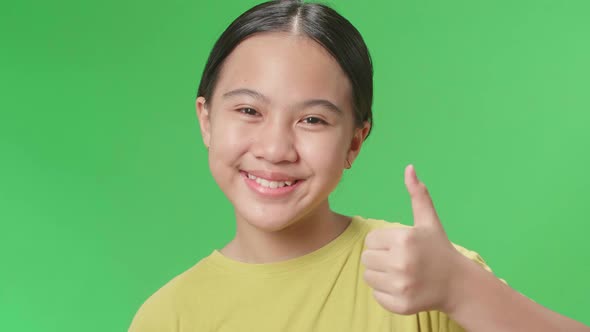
top-left (361, 164), bottom-right (464, 315)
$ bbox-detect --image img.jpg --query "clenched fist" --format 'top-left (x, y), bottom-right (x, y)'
top-left (361, 164), bottom-right (465, 315)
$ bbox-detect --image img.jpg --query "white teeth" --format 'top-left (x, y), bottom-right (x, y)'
top-left (247, 173), bottom-right (296, 189)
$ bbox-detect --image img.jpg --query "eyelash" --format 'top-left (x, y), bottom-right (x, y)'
top-left (236, 108), bottom-right (328, 126)
top-left (238, 107), bottom-right (259, 116)
top-left (301, 116), bottom-right (328, 125)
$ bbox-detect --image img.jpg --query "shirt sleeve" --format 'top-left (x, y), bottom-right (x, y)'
top-left (441, 244), bottom-right (508, 332)
top-left (451, 243), bottom-right (508, 285)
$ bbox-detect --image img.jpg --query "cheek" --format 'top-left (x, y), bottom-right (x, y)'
top-left (207, 118), bottom-right (250, 191)
top-left (209, 116), bottom-right (250, 159)
top-left (297, 131), bottom-right (348, 170)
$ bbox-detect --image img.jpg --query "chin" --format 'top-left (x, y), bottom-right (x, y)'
top-left (236, 208), bottom-right (302, 233)
top-left (244, 216), bottom-right (292, 232)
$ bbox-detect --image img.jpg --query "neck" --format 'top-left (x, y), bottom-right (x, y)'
top-left (221, 201), bottom-right (351, 264)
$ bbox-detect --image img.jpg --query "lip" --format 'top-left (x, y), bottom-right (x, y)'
top-left (240, 171), bottom-right (303, 197)
top-left (242, 169), bottom-right (299, 182)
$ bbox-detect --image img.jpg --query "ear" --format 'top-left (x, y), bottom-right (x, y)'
top-left (196, 96), bottom-right (211, 149)
top-left (346, 121), bottom-right (371, 166)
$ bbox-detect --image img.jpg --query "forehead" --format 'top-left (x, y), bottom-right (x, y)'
top-left (212, 32), bottom-right (352, 109)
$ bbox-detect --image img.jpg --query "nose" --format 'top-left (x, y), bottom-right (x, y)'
top-left (250, 120), bottom-right (298, 164)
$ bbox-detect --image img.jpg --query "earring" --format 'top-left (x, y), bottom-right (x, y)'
top-left (345, 158), bottom-right (352, 169)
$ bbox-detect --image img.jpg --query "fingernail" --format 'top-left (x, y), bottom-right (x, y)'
top-left (411, 164), bottom-right (419, 181)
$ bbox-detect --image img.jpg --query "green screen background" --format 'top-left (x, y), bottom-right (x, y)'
top-left (2, 0), bottom-right (589, 330)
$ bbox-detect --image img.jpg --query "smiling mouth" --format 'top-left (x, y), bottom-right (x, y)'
top-left (244, 172), bottom-right (300, 189)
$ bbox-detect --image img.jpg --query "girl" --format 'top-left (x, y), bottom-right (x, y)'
top-left (129, 1), bottom-right (590, 331)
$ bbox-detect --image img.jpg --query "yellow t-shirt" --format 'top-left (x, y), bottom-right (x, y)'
top-left (128, 216), bottom-right (501, 332)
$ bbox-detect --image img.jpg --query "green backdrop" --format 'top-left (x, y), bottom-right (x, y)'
top-left (1, 0), bottom-right (589, 330)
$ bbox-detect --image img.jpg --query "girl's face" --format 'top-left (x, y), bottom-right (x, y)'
top-left (196, 32), bottom-right (370, 232)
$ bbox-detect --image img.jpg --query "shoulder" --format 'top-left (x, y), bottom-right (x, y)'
top-left (354, 215), bottom-right (409, 232)
top-left (450, 243), bottom-right (493, 272)
top-left (128, 275), bottom-right (181, 332)
top-left (128, 259), bottom-right (213, 332)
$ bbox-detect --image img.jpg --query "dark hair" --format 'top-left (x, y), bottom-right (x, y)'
top-left (197, 0), bottom-right (374, 138)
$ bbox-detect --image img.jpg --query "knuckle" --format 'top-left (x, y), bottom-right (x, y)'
top-left (399, 260), bottom-right (414, 274)
top-left (397, 280), bottom-right (410, 294)
top-left (400, 231), bottom-right (416, 248)
top-left (360, 251), bottom-right (369, 265)
top-left (372, 290), bottom-right (385, 306)
top-left (386, 260), bottom-right (397, 273)
top-left (418, 182), bottom-right (428, 193)
top-left (396, 278), bottom-right (417, 296)
top-left (365, 231), bottom-right (377, 247)
top-left (363, 269), bottom-right (372, 282)
top-left (395, 299), bottom-right (414, 315)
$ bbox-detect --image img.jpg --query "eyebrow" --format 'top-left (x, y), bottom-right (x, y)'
top-left (222, 88), bottom-right (343, 115)
top-left (223, 88), bottom-right (270, 104)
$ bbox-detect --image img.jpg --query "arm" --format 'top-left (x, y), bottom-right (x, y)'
top-left (361, 165), bottom-right (589, 332)
top-left (445, 254), bottom-right (590, 332)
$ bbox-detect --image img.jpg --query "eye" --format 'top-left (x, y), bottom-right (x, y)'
top-left (238, 107), bottom-right (259, 116)
top-left (301, 116), bottom-right (327, 125)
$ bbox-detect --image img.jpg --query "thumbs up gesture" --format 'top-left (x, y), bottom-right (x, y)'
top-left (361, 165), bottom-right (464, 315)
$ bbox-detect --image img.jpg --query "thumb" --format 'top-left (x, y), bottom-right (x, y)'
top-left (405, 164), bottom-right (443, 231)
